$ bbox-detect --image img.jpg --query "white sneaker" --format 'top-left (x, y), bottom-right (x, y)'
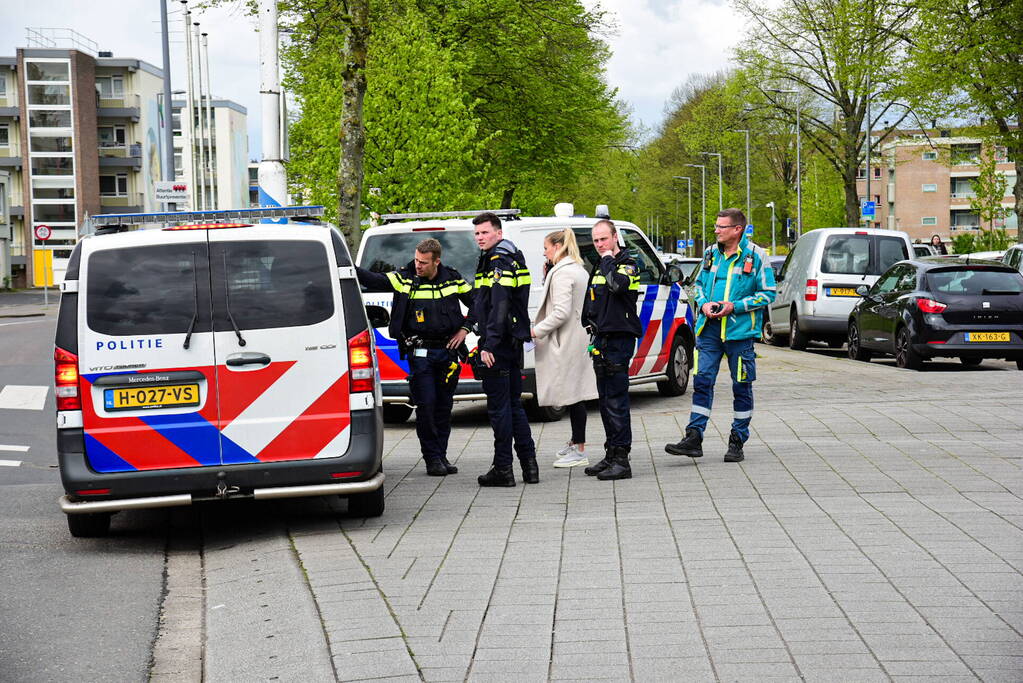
top-left (553, 444), bottom-right (588, 468)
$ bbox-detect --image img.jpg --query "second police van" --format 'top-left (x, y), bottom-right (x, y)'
top-left (356, 204), bottom-right (695, 422)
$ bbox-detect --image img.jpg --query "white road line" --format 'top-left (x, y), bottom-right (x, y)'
top-left (0, 385), bottom-right (49, 410)
top-left (0, 460), bottom-right (23, 467)
top-left (0, 318), bottom-right (53, 327)
top-left (0, 445), bottom-right (31, 452)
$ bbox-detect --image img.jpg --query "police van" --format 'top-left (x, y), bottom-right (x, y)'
top-left (356, 204), bottom-right (695, 423)
top-left (53, 206), bottom-right (386, 537)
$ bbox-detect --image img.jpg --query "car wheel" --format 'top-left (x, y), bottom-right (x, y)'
top-left (1017, 360), bottom-right (1023, 371)
top-left (67, 512), bottom-right (112, 538)
top-left (847, 321), bottom-right (872, 362)
top-left (657, 335), bottom-right (691, 396)
top-left (347, 485), bottom-right (385, 518)
top-left (383, 404), bottom-right (414, 424)
top-left (788, 311), bottom-right (808, 350)
top-left (762, 318), bottom-right (785, 346)
top-left (525, 399), bottom-right (567, 422)
top-left (895, 327), bottom-right (923, 370)
top-left (959, 356), bottom-right (982, 367)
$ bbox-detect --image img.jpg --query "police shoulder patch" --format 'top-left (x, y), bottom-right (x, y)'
top-left (621, 264), bottom-right (638, 276)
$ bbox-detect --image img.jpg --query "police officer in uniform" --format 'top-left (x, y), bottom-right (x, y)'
top-left (470, 212), bottom-right (539, 487)
top-left (356, 238), bottom-right (474, 476)
top-left (582, 219), bottom-right (642, 481)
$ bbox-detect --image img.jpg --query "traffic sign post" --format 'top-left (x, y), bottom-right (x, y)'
top-left (34, 224), bottom-right (51, 306)
top-left (861, 200), bottom-right (876, 222)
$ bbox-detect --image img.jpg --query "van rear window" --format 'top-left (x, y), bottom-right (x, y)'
top-left (86, 244), bottom-right (212, 336)
top-left (360, 231), bottom-right (479, 281)
top-left (821, 235), bottom-right (907, 275)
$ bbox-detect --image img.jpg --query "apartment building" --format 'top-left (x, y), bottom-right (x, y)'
top-left (172, 98), bottom-right (249, 211)
top-left (856, 129), bottom-right (1017, 243)
top-left (0, 169), bottom-right (11, 285)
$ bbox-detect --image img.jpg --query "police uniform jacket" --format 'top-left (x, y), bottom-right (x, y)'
top-left (472, 239), bottom-right (532, 353)
top-left (356, 262), bottom-right (475, 344)
top-left (582, 249), bottom-right (642, 338)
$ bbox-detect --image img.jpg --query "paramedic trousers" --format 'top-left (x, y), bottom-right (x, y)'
top-left (481, 342), bottom-right (536, 468)
top-left (594, 333), bottom-right (635, 449)
top-left (410, 348), bottom-right (457, 463)
top-left (686, 322), bottom-right (757, 442)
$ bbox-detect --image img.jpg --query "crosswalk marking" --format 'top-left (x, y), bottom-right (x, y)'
top-left (0, 460), bottom-right (23, 467)
top-left (0, 385), bottom-right (49, 410)
top-left (0, 445), bottom-right (30, 452)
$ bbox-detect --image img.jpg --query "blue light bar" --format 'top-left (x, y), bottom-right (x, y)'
top-left (87, 206), bottom-right (326, 228)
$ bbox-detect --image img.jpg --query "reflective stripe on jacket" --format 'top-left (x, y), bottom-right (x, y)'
top-left (582, 250), bottom-right (642, 338)
top-left (472, 239), bottom-right (532, 352)
top-left (692, 235), bottom-right (776, 341)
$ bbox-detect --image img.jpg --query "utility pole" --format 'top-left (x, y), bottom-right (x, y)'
top-left (701, 152), bottom-right (723, 211)
top-left (673, 176), bottom-right (692, 255)
top-left (258, 0), bottom-right (288, 207)
top-left (201, 31), bottom-right (216, 208)
top-left (864, 70), bottom-right (872, 228)
top-left (159, 0), bottom-right (173, 187)
top-left (685, 163), bottom-right (707, 249)
top-left (766, 201), bottom-right (776, 254)
top-left (193, 22), bottom-right (206, 209)
top-left (732, 129), bottom-right (750, 219)
top-left (181, 2), bottom-right (197, 210)
top-left (768, 88), bottom-right (802, 236)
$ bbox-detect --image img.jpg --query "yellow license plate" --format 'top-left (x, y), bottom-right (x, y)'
top-left (104, 384), bottom-right (200, 411)
top-left (965, 332), bottom-right (1010, 343)
top-left (828, 287), bottom-right (859, 297)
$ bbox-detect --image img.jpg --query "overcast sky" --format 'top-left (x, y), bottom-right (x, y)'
top-left (1, 0), bottom-right (743, 157)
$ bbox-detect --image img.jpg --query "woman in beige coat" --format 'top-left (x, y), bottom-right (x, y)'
top-left (532, 229), bottom-right (599, 467)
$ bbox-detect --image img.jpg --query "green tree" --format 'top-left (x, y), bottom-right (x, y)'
top-left (904, 0), bottom-right (1023, 243)
top-left (970, 152), bottom-right (1010, 232)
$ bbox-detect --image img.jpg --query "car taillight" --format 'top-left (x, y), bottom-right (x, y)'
top-left (54, 347), bottom-right (81, 411)
top-left (916, 298), bottom-right (947, 313)
top-left (804, 279), bottom-right (819, 301)
top-left (348, 330), bottom-right (375, 393)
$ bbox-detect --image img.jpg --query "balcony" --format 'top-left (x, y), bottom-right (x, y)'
top-left (99, 141), bottom-right (142, 158)
top-left (100, 192), bottom-right (144, 212)
top-left (97, 93), bottom-right (140, 122)
top-left (97, 145), bottom-right (142, 169)
top-left (950, 224), bottom-right (980, 232)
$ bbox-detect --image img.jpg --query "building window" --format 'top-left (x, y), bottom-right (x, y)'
top-left (873, 167), bottom-right (881, 179)
top-left (27, 84), bottom-right (71, 106)
top-left (33, 203), bottom-right (76, 223)
top-left (33, 185), bottom-right (74, 200)
top-left (921, 217), bottom-right (937, 226)
top-left (951, 143), bottom-right (981, 166)
top-left (0, 75), bottom-right (6, 97)
top-left (29, 110), bottom-right (72, 128)
top-left (26, 62), bottom-right (70, 81)
top-left (171, 110), bottom-right (181, 136)
top-left (0, 124), bottom-right (8, 147)
top-left (173, 152), bottom-right (183, 178)
top-left (856, 167), bottom-right (866, 179)
top-left (922, 151), bottom-right (937, 161)
top-left (30, 135), bottom-right (73, 153)
top-left (96, 75), bottom-right (125, 99)
top-left (98, 125), bottom-right (127, 148)
top-left (30, 157), bottom-right (73, 176)
top-left (922, 183), bottom-right (937, 193)
top-left (99, 173), bottom-right (129, 196)
top-left (951, 178), bottom-right (976, 198)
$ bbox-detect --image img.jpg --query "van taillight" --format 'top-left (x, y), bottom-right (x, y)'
top-left (348, 330), bottom-right (375, 393)
top-left (54, 347), bottom-right (81, 411)
top-left (804, 279), bottom-right (819, 301)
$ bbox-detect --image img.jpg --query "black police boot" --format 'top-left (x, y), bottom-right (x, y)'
top-left (597, 447), bottom-right (632, 481)
top-left (584, 449), bottom-right (614, 476)
top-left (439, 456), bottom-right (458, 474)
top-left (478, 466), bottom-right (516, 487)
top-left (665, 428), bottom-right (703, 458)
top-left (425, 459), bottom-right (448, 476)
top-left (521, 456), bottom-right (539, 484)
top-left (724, 431), bottom-right (745, 463)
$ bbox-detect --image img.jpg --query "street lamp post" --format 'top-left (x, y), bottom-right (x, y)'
top-left (673, 175), bottom-right (692, 254)
top-left (701, 152), bottom-right (723, 211)
top-left (768, 88), bottom-right (801, 236)
top-left (685, 164), bottom-right (706, 249)
top-left (766, 201), bottom-right (776, 254)
top-left (732, 129), bottom-right (751, 219)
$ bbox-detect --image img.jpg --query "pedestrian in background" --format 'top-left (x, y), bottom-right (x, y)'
top-left (665, 209), bottom-right (775, 463)
top-left (582, 219), bottom-right (642, 481)
top-left (930, 234), bottom-right (948, 255)
top-left (471, 212), bottom-right (539, 487)
top-left (532, 229), bottom-right (598, 468)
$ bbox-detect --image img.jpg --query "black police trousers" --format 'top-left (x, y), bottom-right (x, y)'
top-left (410, 348), bottom-right (458, 463)
top-left (594, 333), bottom-right (635, 449)
top-left (481, 342), bottom-right (536, 468)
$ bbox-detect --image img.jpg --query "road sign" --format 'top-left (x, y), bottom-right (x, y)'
top-left (745, 224), bottom-right (754, 236)
top-left (687, 238), bottom-right (694, 247)
top-left (34, 224), bottom-right (52, 241)
top-left (676, 239), bottom-right (686, 249)
top-left (154, 181), bottom-right (189, 203)
top-left (861, 200), bottom-right (876, 218)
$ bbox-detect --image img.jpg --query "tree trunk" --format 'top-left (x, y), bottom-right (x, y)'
top-left (337, 0), bottom-right (369, 253)
top-left (501, 186), bottom-right (516, 210)
top-left (842, 158), bottom-right (860, 227)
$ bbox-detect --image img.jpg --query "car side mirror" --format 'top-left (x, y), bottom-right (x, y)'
top-left (855, 285), bottom-right (870, 297)
top-left (366, 304), bottom-right (390, 329)
top-left (666, 264), bottom-right (683, 283)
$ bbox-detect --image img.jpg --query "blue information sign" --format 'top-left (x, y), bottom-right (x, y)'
top-left (677, 239), bottom-right (686, 249)
top-left (687, 238), bottom-right (694, 247)
top-left (861, 200), bottom-right (876, 217)
top-left (745, 224), bottom-right (754, 236)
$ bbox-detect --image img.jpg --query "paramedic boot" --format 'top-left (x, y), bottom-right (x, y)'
top-left (665, 428), bottom-right (703, 458)
top-left (724, 431), bottom-right (745, 463)
top-left (596, 447), bottom-right (632, 481)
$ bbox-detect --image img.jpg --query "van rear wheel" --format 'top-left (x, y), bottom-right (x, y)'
top-left (67, 512), bottom-right (112, 538)
top-left (657, 336), bottom-right (691, 396)
top-left (383, 404), bottom-right (413, 424)
top-left (789, 312), bottom-right (809, 351)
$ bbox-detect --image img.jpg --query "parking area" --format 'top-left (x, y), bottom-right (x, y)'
top-left (166, 344), bottom-right (1023, 682)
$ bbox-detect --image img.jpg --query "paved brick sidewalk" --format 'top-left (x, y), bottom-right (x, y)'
top-left (183, 346), bottom-right (1022, 682)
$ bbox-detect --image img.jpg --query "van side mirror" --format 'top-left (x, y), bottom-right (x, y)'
top-left (666, 264), bottom-right (683, 283)
top-left (365, 305), bottom-right (390, 329)
top-left (855, 285), bottom-right (870, 297)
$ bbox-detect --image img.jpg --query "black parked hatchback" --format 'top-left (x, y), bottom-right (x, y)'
top-left (847, 257), bottom-right (1023, 370)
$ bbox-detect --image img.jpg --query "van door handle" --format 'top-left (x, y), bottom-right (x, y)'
top-left (226, 352), bottom-right (271, 367)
